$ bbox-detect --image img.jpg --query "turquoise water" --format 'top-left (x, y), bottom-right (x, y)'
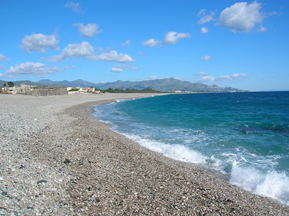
top-left (92, 92), bottom-right (289, 205)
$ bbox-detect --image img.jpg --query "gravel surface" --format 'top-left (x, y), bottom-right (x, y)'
top-left (0, 93), bottom-right (288, 215)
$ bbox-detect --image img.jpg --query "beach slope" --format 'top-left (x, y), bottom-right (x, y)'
top-left (0, 93), bottom-right (288, 215)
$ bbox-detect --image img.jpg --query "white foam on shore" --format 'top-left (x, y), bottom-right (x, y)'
top-left (230, 162), bottom-right (289, 205)
top-left (125, 134), bottom-right (208, 164)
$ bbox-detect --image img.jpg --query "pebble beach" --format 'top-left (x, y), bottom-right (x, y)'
top-left (1, 93), bottom-right (289, 215)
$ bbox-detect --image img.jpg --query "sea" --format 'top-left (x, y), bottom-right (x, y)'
top-left (91, 91), bottom-right (289, 205)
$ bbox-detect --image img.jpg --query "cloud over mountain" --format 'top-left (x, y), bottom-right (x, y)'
top-left (5, 62), bottom-right (63, 78)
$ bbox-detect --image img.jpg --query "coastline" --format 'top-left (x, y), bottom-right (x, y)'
top-left (0, 94), bottom-right (288, 215)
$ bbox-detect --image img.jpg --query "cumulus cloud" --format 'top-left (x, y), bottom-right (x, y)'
top-left (64, 1), bottom-right (84, 14)
top-left (163, 32), bottom-right (191, 45)
top-left (20, 33), bottom-right (59, 53)
top-left (90, 51), bottom-right (135, 63)
top-left (111, 65), bottom-right (139, 72)
top-left (217, 2), bottom-right (265, 33)
top-left (196, 73), bottom-right (247, 83)
top-left (201, 55), bottom-right (212, 61)
top-left (196, 72), bottom-right (210, 76)
top-left (73, 23), bottom-right (102, 37)
top-left (4, 62), bottom-right (63, 78)
top-left (0, 65), bottom-right (6, 70)
top-left (201, 27), bottom-right (209, 34)
top-left (121, 40), bottom-right (131, 46)
top-left (47, 41), bottom-right (134, 63)
top-left (0, 54), bottom-right (10, 62)
top-left (48, 41), bottom-right (94, 62)
top-left (198, 12), bottom-right (215, 25)
top-left (142, 39), bottom-right (161, 47)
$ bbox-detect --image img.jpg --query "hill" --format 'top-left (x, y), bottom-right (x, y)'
top-left (38, 78), bottom-right (247, 92)
top-left (0, 80), bottom-right (45, 87)
top-left (1, 78), bottom-right (248, 92)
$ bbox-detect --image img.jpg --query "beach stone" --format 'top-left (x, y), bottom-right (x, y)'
top-left (64, 158), bottom-right (71, 164)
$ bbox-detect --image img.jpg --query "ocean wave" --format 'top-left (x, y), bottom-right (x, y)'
top-left (230, 164), bottom-right (289, 205)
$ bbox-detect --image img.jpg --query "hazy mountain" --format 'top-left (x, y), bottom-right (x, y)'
top-left (38, 79), bottom-right (96, 87)
top-left (0, 80), bottom-right (46, 87)
top-left (37, 78), bottom-right (248, 92)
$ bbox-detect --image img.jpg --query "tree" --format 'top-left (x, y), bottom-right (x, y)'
top-left (7, 81), bottom-right (14, 87)
top-left (3, 83), bottom-right (6, 87)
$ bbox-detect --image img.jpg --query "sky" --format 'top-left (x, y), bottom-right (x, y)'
top-left (0, 0), bottom-right (288, 91)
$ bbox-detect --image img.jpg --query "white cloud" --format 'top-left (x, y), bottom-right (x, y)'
top-left (0, 54), bottom-right (10, 62)
top-left (48, 42), bottom-right (134, 63)
top-left (64, 65), bottom-right (69, 69)
top-left (111, 65), bottom-right (139, 72)
top-left (217, 73), bottom-right (247, 82)
top-left (201, 55), bottom-right (212, 61)
top-left (217, 2), bottom-right (265, 33)
top-left (64, 1), bottom-right (84, 14)
top-left (258, 26), bottom-right (267, 32)
top-left (73, 23), bottom-right (102, 37)
top-left (196, 72), bottom-right (210, 76)
top-left (0, 65), bottom-right (6, 70)
top-left (201, 27), bottom-right (209, 34)
top-left (139, 52), bottom-right (147, 57)
top-left (198, 12), bottom-right (215, 25)
top-left (197, 9), bottom-right (206, 17)
top-left (196, 73), bottom-right (247, 83)
top-left (48, 41), bottom-right (94, 62)
top-left (121, 40), bottom-right (131, 46)
top-left (5, 62), bottom-right (63, 78)
top-left (269, 11), bottom-right (282, 16)
top-left (163, 32), bottom-right (191, 45)
top-left (142, 39), bottom-right (161, 47)
top-left (90, 51), bottom-right (135, 63)
top-left (146, 76), bottom-right (165, 80)
top-left (20, 33), bottom-right (59, 53)
top-left (111, 68), bottom-right (123, 73)
top-left (198, 76), bottom-right (215, 82)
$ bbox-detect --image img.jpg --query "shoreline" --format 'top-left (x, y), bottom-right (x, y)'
top-left (1, 94), bottom-right (288, 215)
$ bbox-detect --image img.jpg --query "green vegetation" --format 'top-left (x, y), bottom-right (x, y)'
top-left (7, 81), bottom-right (14, 87)
top-left (68, 88), bottom-right (79, 91)
top-left (97, 87), bottom-right (165, 93)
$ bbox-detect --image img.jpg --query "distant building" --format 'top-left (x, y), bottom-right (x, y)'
top-left (1, 84), bottom-right (67, 96)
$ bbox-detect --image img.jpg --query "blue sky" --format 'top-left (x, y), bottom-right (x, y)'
top-left (0, 0), bottom-right (288, 91)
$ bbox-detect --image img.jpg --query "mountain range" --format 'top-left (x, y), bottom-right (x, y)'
top-left (0, 78), bottom-right (248, 92)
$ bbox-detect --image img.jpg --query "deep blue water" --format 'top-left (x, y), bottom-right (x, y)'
top-left (92, 92), bottom-right (289, 205)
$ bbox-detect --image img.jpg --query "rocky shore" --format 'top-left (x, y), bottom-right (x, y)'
top-left (1, 93), bottom-right (288, 215)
